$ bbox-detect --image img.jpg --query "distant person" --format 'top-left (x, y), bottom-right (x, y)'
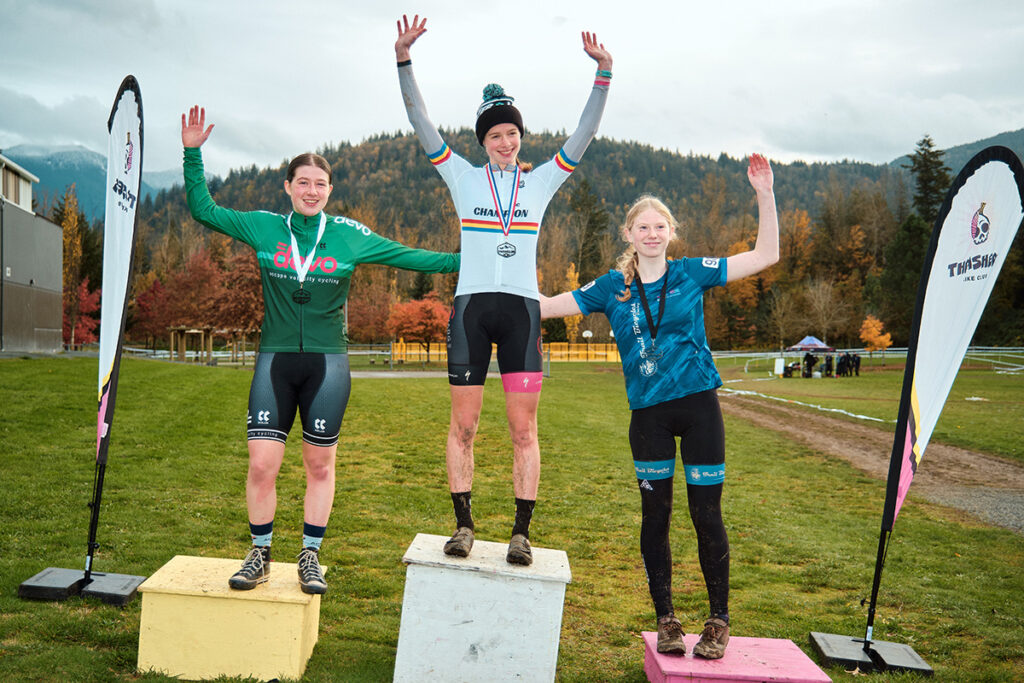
top-left (540, 154), bottom-right (779, 659)
top-left (394, 14), bottom-right (612, 565)
top-left (853, 352), bottom-right (861, 376)
top-left (181, 106), bottom-right (459, 594)
top-left (824, 353), bottom-right (833, 377)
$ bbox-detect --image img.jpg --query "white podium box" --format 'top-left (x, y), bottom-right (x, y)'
top-left (394, 533), bottom-right (572, 682)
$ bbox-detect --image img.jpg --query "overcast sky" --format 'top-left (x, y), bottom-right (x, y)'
top-left (2, 0), bottom-right (1023, 178)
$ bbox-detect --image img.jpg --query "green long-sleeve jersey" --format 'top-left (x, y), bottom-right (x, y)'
top-left (184, 147), bottom-right (459, 353)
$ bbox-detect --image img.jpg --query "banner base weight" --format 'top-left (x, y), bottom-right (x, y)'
top-left (19, 567), bottom-right (146, 606)
top-left (809, 632), bottom-right (932, 675)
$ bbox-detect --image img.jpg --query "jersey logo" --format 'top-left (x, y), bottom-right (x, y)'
top-left (702, 257), bottom-right (720, 269)
top-left (580, 280), bottom-right (596, 291)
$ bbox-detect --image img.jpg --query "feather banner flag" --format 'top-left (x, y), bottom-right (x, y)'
top-left (96, 76), bottom-right (143, 466)
top-left (882, 146), bottom-right (1024, 530)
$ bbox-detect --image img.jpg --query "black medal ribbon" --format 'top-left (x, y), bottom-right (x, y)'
top-left (635, 273), bottom-right (668, 360)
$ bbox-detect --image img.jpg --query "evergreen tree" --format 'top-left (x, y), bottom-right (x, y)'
top-left (568, 178), bottom-right (610, 283)
top-left (878, 213), bottom-right (931, 344)
top-left (905, 135), bottom-right (951, 226)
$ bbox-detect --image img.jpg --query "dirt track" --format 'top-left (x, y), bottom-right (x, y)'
top-left (718, 391), bottom-right (1024, 534)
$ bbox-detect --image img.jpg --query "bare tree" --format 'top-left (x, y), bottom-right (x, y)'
top-left (804, 278), bottom-right (851, 345)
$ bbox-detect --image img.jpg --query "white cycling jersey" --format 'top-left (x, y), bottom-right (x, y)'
top-left (398, 62), bottom-right (610, 299)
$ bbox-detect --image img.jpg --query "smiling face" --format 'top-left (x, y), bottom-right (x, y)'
top-left (284, 165), bottom-right (332, 216)
top-left (626, 207), bottom-right (676, 259)
top-left (483, 123), bottom-right (521, 168)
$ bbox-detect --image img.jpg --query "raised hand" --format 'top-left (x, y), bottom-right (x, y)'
top-left (747, 153), bottom-right (774, 194)
top-left (396, 14), bottom-right (427, 61)
top-left (181, 105), bottom-right (214, 148)
top-left (581, 31), bottom-right (612, 71)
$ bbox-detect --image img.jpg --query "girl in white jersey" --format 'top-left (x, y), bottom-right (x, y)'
top-left (394, 13), bottom-right (612, 565)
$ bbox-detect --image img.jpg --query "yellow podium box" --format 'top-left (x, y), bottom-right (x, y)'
top-left (137, 555), bottom-right (325, 681)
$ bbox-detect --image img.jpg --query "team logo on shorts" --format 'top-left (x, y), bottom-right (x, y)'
top-left (314, 418), bottom-right (326, 432)
top-left (971, 202), bottom-right (990, 245)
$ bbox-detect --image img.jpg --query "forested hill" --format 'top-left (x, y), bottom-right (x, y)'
top-left (140, 128), bottom-right (899, 240)
top-left (128, 129), bottom-right (1022, 349)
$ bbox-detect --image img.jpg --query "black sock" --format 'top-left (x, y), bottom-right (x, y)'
top-left (451, 491), bottom-right (474, 530)
top-left (512, 498), bottom-right (535, 538)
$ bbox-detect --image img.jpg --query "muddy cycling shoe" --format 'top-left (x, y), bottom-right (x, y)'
top-left (692, 617), bottom-right (730, 659)
top-left (443, 527), bottom-right (474, 557)
top-left (656, 614), bottom-right (686, 655)
top-left (505, 533), bottom-right (533, 566)
top-left (229, 545), bottom-right (270, 590)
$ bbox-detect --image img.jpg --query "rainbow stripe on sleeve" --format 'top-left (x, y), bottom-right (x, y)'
top-left (554, 148), bottom-right (578, 173)
top-left (428, 143), bottom-right (452, 166)
top-left (460, 218), bottom-right (540, 235)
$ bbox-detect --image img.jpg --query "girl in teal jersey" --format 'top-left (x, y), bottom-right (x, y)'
top-left (394, 13), bottom-right (612, 566)
top-left (181, 106), bottom-right (459, 595)
top-left (541, 154), bottom-right (778, 659)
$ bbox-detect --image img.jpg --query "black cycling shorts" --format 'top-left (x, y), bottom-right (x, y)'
top-left (629, 389), bottom-right (726, 485)
top-left (246, 352), bottom-right (351, 447)
top-left (446, 292), bottom-right (543, 391)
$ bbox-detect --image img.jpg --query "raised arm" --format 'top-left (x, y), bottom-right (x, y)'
top-left (539, 292), bottom-right (583, 319)
top-left (181, 105), bottom-right (214, 148)
top-left (724, 153), bottom-right (779, 282)
top-left (560, 31), bottom-right (613, 163)
top-left (395, 14), bottom-right (445, 155)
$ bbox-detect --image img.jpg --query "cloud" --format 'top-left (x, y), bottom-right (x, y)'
top-left (0, 87), bottom-right (108, 153)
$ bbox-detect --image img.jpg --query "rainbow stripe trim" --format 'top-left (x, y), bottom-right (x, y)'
top-left (461, 218), bottom-right (539, 235)
top-left (594, 76), bottom-right (611, 87)
top-left (554, 148), bottom-right (578, 173)
top-left (428, 143), bottom-right (452, 166)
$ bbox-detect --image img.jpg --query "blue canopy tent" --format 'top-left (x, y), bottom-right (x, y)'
top-left (786, 336), bottom-right (835, 352)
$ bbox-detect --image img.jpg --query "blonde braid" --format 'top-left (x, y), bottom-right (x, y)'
top-left (614, 246), bottom-right (638, 302)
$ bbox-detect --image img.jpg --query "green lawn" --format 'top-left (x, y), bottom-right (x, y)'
top-left (719, 361), bottom-right (1024, 463)
top-left (0, 357), bottom-right (1021, 681)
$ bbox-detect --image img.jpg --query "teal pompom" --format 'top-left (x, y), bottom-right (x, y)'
top-left (482, 83), bottom-right (510, 102)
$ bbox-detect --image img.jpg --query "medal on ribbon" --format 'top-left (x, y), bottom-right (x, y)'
top-left (486, 164), bottom-right (520, 258)
top-left (285, 211), bottom-right (327, 305)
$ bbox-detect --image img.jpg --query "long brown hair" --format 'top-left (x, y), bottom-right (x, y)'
top-left (614, 195), bottom-right (679, 302)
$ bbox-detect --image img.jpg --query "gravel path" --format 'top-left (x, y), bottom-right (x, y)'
top-left (718, 390), bottom-right (1024, 535)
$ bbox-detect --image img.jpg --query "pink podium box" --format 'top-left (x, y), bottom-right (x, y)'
top-left (642, 631), bottom-right (832, 683)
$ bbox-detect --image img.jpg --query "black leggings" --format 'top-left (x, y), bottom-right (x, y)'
top-left (629, 389), bottom-right (729, 618)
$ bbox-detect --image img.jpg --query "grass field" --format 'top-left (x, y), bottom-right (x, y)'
top-left (1, 357), bottom-right (1022, 681)
top-left (716, 359), bottom-right (1024, 463)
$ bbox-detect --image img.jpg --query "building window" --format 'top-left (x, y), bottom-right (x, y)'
top-left (2, 168), bottom-right (21, 204)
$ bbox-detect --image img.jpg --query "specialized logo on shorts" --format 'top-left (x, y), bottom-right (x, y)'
top-left (702, 258), bottom-right (720, 269)
top-left (971, 202), bottom-right (990, 245)
top-left (257, 410), bottom-right (270, 424)
top-left (314, 418), bottom-right (326, 432)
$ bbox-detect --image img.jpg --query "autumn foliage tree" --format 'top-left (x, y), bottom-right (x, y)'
top-left (387, 292), bottom-right (449, 360)
top-left (62, 278), bottom-right (100, 346)
top-left (860, 315), bottom-right (893, 352)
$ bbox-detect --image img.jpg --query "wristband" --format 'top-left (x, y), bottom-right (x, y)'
top-left (594, 69), bottom-right (612, 87)
top-left (595, 69), bottom-right (612, 78)
top-left (397, 59), bottom-right (412, 67)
